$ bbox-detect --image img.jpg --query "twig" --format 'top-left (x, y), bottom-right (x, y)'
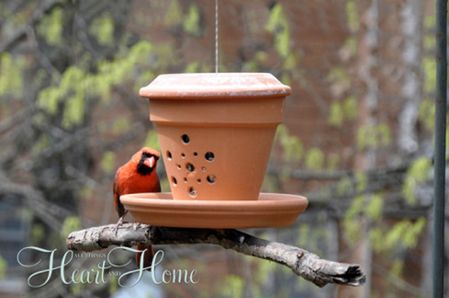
top-left (0, 0), bottom-right (64, 53)
top-left (67, 223), bottom-right (366, 288)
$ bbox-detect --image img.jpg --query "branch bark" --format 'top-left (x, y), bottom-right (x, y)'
top-left (67, 223), bottom-right (366, 288)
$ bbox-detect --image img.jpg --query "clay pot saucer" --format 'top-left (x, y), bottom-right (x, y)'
top-left (120, 192), bottom-right (308, 228)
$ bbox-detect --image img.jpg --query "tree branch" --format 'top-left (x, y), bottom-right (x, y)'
top-left (0, 0), bottom-right (64, 53)
top-left (67, 223), bottom-right (366, 288)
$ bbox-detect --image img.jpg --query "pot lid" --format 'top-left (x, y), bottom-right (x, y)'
top-left (139, 73), bottom-right (291, 99)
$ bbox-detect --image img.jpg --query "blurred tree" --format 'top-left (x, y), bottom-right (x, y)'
top-left (0, 0), bottom-right (444, 297)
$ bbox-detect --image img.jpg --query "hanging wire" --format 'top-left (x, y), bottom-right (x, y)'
top-left (214, 0), bottom-right (219, 73)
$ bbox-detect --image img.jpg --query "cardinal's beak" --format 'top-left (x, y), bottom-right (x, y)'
top-left (144, 156), bottom-right (156, 169)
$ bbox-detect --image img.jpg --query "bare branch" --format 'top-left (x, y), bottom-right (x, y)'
top-left (0, 0), bottom-right (64, 53)
top-left (0, 174), bottom-right (68, 229)
top-left (67, 223), bottom-right (366, 288)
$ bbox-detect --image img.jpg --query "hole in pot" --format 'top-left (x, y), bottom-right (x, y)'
top-left (193, 152), bottom-right (198, 157)
top-left (184, 177), bottom-right (188, 183)
top-left (186, 163), bottom-right (195, 172)
top-left (171, 176), bottom-right (177, 185)
top-left (188, 187), bottom-right (197, 198)
top-left (207, 175), bottom-right (216, 184)
top-left (181, 153), bottom-right (186, 159)
top-left (177, 164), bottom-right (181, 169)
top-left (197, 178), bottom-right (201, 184)
top-left (205, 152), bottom-right (215, 162)
top-left (167, 151), bottom-right (172, 161)
top-left (181, 134), bottom-right (190, 144)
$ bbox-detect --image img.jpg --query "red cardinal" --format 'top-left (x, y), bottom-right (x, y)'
top-left (113, 147), bottom-right (161, 269)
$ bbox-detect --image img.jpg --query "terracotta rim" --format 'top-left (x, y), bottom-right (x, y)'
top-left (120, 192), bottom-right (308, 228)
top-left (139, 73), bottom-right (291, 99)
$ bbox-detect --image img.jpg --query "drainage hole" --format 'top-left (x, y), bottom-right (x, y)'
top-left (197, 178), bottom-right (201, 184)
top-left (184, 177), bottom-right (188, 183)
top-left (181, 134), bottom-right (190, 144)
top-left (171, 176), bottom-right (177, 185)
top-left (186, 163), bottom-right (195, 172)
top-left (181, 153), bottom-right (186, 158)
top-left (167, 151), bottom-right (172, 160)
top-left (205, 152), bottom-right (215, 161)
top-left (188, 187), bottom-right (197, 198)
top-left (177, 164), bottom-right (181, 169)
top-left (193, 152), bottom-right (198, 157)
top-left (207, 175), bottom-right (216, 184)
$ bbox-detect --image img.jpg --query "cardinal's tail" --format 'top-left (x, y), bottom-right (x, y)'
top-left (135, 243), bottom-right (154, 271)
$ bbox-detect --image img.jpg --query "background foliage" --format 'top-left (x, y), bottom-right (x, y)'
top-left (0, 0), bottom-right (445, 297)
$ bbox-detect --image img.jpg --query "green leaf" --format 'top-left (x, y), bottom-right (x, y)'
top-left (384, 221), bottom-right (409, 250)
top-left (90, 13), bottom-right (115, 45)
top-left (275, 25), bottom-right (290, 58)
top-left (61, 216), bottom-right (82, 238)
top-left (183, 5), bottom-right (201, 35)
top-left (391, 259), bottom-right (404, 277)
top-left (0, 255), bottom-right (7, 279)
top-left (221, 275), bottom-right (244, 298)
top-left (165, 0), bottom-right (183, 26)
top-left (355, 172), bottom-right (367, 193)
top-left (377, 123), bottom-right (391, 146)
top-left (343, 96), bottom-right (357, 120)
top-left (160, 178), bottom-right (171, 192)
top-left (185, 62), bottom-right (200, 73)
top-left (423, 35), bottom-right (436, 51)
top-left (266, 4), bottom-right (290, 58)
top-left (143, 130), bottom-right (160, 151)
top-left (408, 157), bottom-right (431, 181)
top-left (424, 15), bottom-right (436, 29)
top-left (346, 195), bottom-right (365, 218)
top-left (62, 92), bottom-right (85, 128)
top-left (38, 87), bottom-right (60, 114)
top-left (261, 174), bottom-right (278, 193)
top-left (336, 177), bottom-right (353, 196)
top-left (265, 4), bottom-right (283, 32)
top-left (328, 101), bottom-right (344, 127)
top-left (275, 125), bottom-right (303, 163)
top-left (38, 8), bottom-right (63, 45)
top-left (365, 194), bottom-right (383, 221)
top-left (305, 147), bottom-right (324, 170)
top-left (343, 195), bottom-right (365, 243)
top-left (128, 40), bottom-right (153, 64)
top-left (403, 218), bottom-right (426, 248)
top-left (100, 151), bottom-right (117, 173)
top-left (345, 0), bottom-right (359, 32)
top-left (418, 98), bottom-right (435, 131)
top-left (357, 123), bottom-right (391, 150)
top-left (283, 53), bottom-right (296, 70)
top-left (109, 276), bottom-right (119, 294)
top-left (112, 116), bottom-right (131, 134)
top-left (423, 57), bottom-right (436, 93)
top-left (341, 37), bottom-right (357, 58)
top-left (31, 224), bottom-right (45, 243)
top-left (327, 153), bottom-right (340, 170)
top-left (370, 227), bottom-right (384, 252)
top-left (402, 157), bottom-right (431, 204)
top-left (0, 53), bottom-right (23, 97)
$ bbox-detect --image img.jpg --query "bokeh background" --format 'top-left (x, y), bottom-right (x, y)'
top-left (0, 0), bottom-right (445, 297)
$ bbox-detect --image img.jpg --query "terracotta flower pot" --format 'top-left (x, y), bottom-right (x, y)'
top-left (139, 73), bottom-right (291, 200)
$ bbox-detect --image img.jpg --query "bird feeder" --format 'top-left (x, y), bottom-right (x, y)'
top-left (120, 73), bottom-right (308, 228)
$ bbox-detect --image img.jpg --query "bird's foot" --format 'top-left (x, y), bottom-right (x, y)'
top-left (114, 211), bottom-right (128, 236)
